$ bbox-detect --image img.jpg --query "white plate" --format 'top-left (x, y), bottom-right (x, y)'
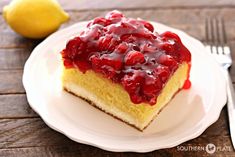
top-left (23, 21), bottom-right (227, 152)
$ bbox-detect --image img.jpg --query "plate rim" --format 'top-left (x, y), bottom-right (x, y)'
top-left (22, 21), bottom-right (227, 152)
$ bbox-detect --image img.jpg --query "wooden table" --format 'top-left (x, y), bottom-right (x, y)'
top-left (0, 0), bottom-right (235, 156)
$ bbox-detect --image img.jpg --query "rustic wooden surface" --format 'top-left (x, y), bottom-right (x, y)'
top-left (0, 0), bottom-right (235, 156)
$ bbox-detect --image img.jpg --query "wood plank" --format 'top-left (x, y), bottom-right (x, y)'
top-left (0, 108), bottom-right (230, 148)
top-left (1, 9), bottom-right (235, 48)
top-left (0, 49), bottom-right (31, 70)
top-left (0, 94), bottom-right (37, 118)
top-left (0, 146), bottom-right (90, 157)
top-left (0, 32), bottom-right (41, 49)
top-left (0, 143), bottom-right (234, 157)
top-left (0, 142), bottom-right (234, 157)
top-left (0, 118), bottom-right (77, 149)
top-left (0, 109), bottom-right (234, 156)
top-left (0, 70), bottom-right (25, 93)
top-left (18, 8), bottom-right (235, 39)
top-left (59, 0), bottom-right (235, 11)
top-left (1, 8), bottom-right (235, 49)
top-left (1, 0), bottom-right (235, 11)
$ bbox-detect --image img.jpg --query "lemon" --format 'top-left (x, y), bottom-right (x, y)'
top-left (3, 0), bottom-right (69, 39)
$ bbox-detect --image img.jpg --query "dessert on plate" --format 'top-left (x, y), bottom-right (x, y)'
top-left (61, 10), bottom-right (191, 131)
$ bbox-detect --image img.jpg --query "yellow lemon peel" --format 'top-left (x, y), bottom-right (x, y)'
top-left (3, 0), bottom-right (69, 39)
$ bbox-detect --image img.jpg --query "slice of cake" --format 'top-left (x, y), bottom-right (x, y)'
top-left (61, 10), bottom-right (191, 131)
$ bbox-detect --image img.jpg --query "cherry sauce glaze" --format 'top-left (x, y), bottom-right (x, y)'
top-left (61, 10), bottom-right (191, 105)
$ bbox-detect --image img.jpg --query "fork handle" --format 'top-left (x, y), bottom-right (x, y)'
top-left (224, 70), bottom-right (235, 149)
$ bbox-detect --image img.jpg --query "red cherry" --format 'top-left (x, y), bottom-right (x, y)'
top-left (74, 61), bottom-right (91, 73)
top-left (143, 22), bottom-right (154, 32)
top-left (142, 44), bottom-right (156, 53)
top-left (158, 54), bottom-right (177, 68)
top-left (142, 75), bottom-right (162, 105)
top-left (130, 94), bottom-right (143, 104)
top-left (121, 34), bottom-right (137, 43)
top-left (100, 65), bottom-right (117, 79)
top-left (63, 58), bottom-right (73, 68)
top-left (93, 17), bottom-right (111, 26)
top-left (160, 42), bottom-right (175, 53)
top-left (116, 43), bottom-right (129, 54)
top-left (108, 38), bottom-right (120, 51)
top-left (105, 10), bottom-right (124, 20)
top-left (101, 54), bottom-right (123, 70)
top-left (98, 36), bottom-right (112, 51)
top-left (90, 55), bottom-right (101, 69)
top-left (139, 20), bottom-right (154, 32)
top-left (107, 23), bottom-right (135, 35)
top-left (91, 54), bottom-right (122, 71)
top-left (122, 71), bottom-right (145, 93)
top-left (143, 75), bottom-right (162, 94)
top-left (121, 22), bottom-right (136, 30)
top-left (82, 25), bottom-right (101, 41)
top-left (180, 47), bottom-right (191, 62)
top-left (125, 51), bottom-right (145, 66)
top-left (65, 37), bottom-right (85, 58)
top-left (153, 66), bottom-right (170, 82)
top-left (160, 31), bottom-right (181, 42)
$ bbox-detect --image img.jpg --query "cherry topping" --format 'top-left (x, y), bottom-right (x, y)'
top-left (116, 42), bottom-right (129, 54)
top-left (61, 10), bottom-right (191, 105)
top-left (183, 79), bottom-right (191, 89)
top-left (105, 10), bottom-right (124, 20)
top-left (125, 51), bottom-right (145, 66)
top-left (139, 20), bottom-right (154, 32)
top-left (93, 17), bottom-right (111, 26)
top-left (122, 71), bottom-right (145, 103)
top-left (142, 75), bottom-right (162, 105)
top-left (153, 66), bottom-right (170, 82)
top-left (158, 54), bottom-right (178, 71)
top-left (65, 37), bottom-right (84, 58)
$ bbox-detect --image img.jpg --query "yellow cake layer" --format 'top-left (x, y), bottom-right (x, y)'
top-left (62, 62), bottom-right (189, 130)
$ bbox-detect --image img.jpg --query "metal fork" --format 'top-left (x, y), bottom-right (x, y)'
top-left (205, 17), bottom-right (235, 149)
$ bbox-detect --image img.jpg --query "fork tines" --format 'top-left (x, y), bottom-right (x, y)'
top-left (205, 17), bottom-right (227, 54)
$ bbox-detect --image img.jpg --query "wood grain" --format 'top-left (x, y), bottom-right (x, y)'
top-left (0, 70), bottom-right (25, 94)
top-left (1, 8), bottom-right (235, 48)
top-left (0, 108), bottom-right (229, 148)
top-left (0, 118), bottom-right (75, 149)
top-left (1, 0), bottom-right (235, 11)
top-left (1, 143), bottom-right (233, 157)
top-left (0, 108), bottom-right (234, 156)
top-left (0, 49), bottom-right (31, 70)
top-left (59, 0), bottom-right (235, 10)
top-left (0, 32), bottom-right (41, 49)
top-left (0, 94), bottom-right (37, 118)
top-left (64, 9), bottom-right (233, 41)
